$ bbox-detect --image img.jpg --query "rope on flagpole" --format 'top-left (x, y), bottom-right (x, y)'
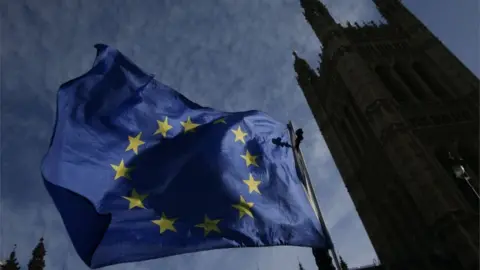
top-left (287, 121), bottom-right (342, 270)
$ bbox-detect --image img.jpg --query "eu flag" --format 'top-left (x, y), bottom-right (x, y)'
top-left (41, 44), bottom-right (329, 268)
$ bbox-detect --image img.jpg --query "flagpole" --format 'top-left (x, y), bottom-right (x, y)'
top-left (287, 121), bottom-right (342, 270)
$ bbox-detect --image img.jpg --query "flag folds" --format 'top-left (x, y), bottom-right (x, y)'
top-left (41, 44), bottom-right (329, 268)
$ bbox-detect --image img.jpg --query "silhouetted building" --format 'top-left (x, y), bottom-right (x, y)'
top-left (28, 238), bottom-right (46, 270)
top-left (293, 0), bottom-right (479, 270)
top-left (1, 240), bottom-right (47, 270)
top-left (2, 246), bottom-right (20, 270)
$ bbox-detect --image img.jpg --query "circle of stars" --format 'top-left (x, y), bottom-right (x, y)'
top-left (109, 116), bottom-right (243, 237)
top-left (109, 116), bottom-right (268, 238)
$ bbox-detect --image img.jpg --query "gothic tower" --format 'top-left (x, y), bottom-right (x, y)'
top-left (294, 0), bottom-right (479, 269)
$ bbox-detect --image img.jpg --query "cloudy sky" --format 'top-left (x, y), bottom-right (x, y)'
top-left (1, 0), bottom-right (478, 269)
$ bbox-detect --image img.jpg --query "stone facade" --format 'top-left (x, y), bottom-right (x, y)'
top-left (294, 1), bottom-right (479, 269)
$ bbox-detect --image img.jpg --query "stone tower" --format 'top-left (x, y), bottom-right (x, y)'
top-left (293, 0), bottom-right (479, 269)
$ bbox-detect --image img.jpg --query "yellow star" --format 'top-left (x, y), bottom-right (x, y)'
top-left (232, 195), bottom-right (254, 219)
top-left (110, 159), bottom-right (132, 180)
top-left (154, 117), bottom-right (173, 137)
top-left (152, 213), bottom-right (178, 234)
top-left (231, 126), bottom-right (248, 144)
top-left (213, 118), bottom-right (226, 124)
top-left (240, 150), bottom-right (259, 167)
top-left (125, 132), bottom-right (145, 154)
top-left (195, 215), bottom-right (222, 236)
top-left (243, 174), bottom-right (261, 194)
top-left (180, 117), bottom-right (200, 133)
top-left (122, 189), bottom-right (148, 209)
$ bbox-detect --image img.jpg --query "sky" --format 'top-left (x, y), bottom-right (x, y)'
top-left (0, 0), bottom-right (478, 269)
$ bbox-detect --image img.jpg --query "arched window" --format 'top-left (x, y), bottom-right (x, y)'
top-left (394, 63), bottom-right (427, 101)
top-left (412, 62), bottom-right (452, 100)
top-left (375, 65), bottom-right (409, 103)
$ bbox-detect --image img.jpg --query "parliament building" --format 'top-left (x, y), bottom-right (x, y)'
top-left (293, 0), bottom-right (479, 269)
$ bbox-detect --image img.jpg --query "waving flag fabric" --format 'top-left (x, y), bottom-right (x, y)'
top-left (41, 44), bottom-right (329, 268)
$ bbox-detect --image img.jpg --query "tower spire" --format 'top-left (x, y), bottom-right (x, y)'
top-left (292, 51), bottom-right (318, 91)
top-left (299, 0), bottom-right (338, 44)
top-left (3, 245), bottom-right (20, 270)
top-left (28, 237), bottom-right (46, 270)
top-left (373, 0), bottom-right (425, 31)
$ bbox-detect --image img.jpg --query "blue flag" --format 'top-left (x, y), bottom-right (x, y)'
top-left (41, 44), bottom-right (329, 268)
